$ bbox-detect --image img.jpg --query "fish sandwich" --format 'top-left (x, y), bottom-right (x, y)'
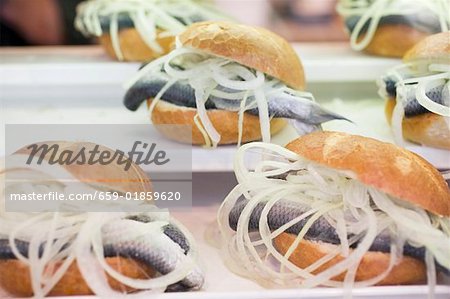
top-left (378, 31), bottom-right (450, 149)
top-left (75, 0), bottom-right (225, 61)
top-left (124, 21), bottom-right (347, 146)
top-left (218, 131), bottom-right (450, 291)
top-left (0, 141), bottom-right (203, 297)
top-left (337, 0), bottom-right (450, 57)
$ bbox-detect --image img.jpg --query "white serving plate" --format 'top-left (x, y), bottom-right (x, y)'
top-left (1, 173), bottom-right (449, 298)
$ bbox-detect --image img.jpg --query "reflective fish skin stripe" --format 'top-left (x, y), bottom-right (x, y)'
top-left (124, 78), bottom-right (349, 128)
top-left (0, 239), bottom-right (41, 259)
top-left (0, 224), bottom-right (189, 259)
top-left (228, 198), bottom-right (450, 275)
top-left (0, 216), bottom-right (203, 291)
top-left (381, 78), bottom-right (449, 117)
top-left (101, 218), bottom-right (203, 290)
top-left (124, 79), bottom-right (204, 111)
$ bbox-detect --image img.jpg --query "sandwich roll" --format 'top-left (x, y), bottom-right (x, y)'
top-left (337, 0), bottom-right (450, 57)
top-left (149, 100), bottom-right (287, 145)
top-left (75, 0), bottom-right (226, 61)
top-left (218, 131), bottom-right (450, 293)
top-left (0, 141), bottom-right (203, 297)
top-left (124, 21), bottom-right (348, 146)
top-left (378, 31), bottom-right (450, 149)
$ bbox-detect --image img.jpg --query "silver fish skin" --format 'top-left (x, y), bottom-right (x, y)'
top-left (124, 78), bottom-right (349, 133)
top-left (228, 198), bottom-right (449, 274)
top-left (124, 79), bottom-right (201, 111)
top-left (399, 82), bottom-right (449, 116)
top-left (102, 219), bottom-right (204, 291)
top-left (380, 78), bottom-right (449, 117)
top-left (212, 92), bottom-right (349, 125)
top-left (345, 13), bottom-right (444, 35)
top-left (0, 219), bottom-right (203, 291)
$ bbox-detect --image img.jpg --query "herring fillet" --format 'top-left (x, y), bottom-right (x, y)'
top-left (123, 78), bottom-right (349, 130)
top-left (228, 198), bottom-right (449, 274)
top-left (0, 218), bottom-right (204, 291)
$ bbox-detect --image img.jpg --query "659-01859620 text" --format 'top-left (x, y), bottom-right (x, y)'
top-left (9, 191), bottom-right (182, 201)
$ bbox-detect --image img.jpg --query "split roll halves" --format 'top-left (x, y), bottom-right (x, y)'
top-left (124, 21), bottom-right (348, 146)
top-left (218, 131), bottom-right (450, 292)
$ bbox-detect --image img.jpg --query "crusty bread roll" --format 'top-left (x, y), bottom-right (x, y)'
top-left (98, 28), bottom-right (174, 62)
top-left (179, 21), bottom-right (305, 90)
top-left (274, 235), bottom-right (426, 285)
top-left (275, 131), bottom-right (450, 284)
top-left (149, 99), bottom-right (287, 145)
top-left (150, 21), bottom-right (304, 145)
top-left (0, 141), bottom-right (155, 296)
top-left (285, 131), bottom-right (450, 216)
top-left (384, 32), bottom-right (450, 149)
top-left (0, 258), bottom-right (155, 297)
top-left (359, 24), bottom-right (429, 58)
top-left (404, 31), bottom-right (450, 61)
top-left (385, 97), bottom-right (450, 150)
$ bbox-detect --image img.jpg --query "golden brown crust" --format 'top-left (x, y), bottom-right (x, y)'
top-left (385, 98), bottom-right (450, 150)
top-left (0, 257), bottom-right (155, 297)
top-left (179, 21), bottom-right (305, 90)
top-left (274, 233), bottom-right (426, 285)
top-left (149, 100), bottom-right (286, 145)
top-left (14, 141), bottom-right (152, 194)
top-left (285, 131), bottom-right (450, 216)
top-left (99, 27), bottom-right (174, 61)
top-left (359, 24), bottom-right (429, 58)
top-left (404, 31), bottom-right (450, 62)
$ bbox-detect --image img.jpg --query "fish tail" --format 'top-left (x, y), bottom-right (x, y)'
top-left (289, 119), bottom-right (322, 136)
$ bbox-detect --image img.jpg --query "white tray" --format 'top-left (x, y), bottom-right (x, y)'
top-left (0, 44), bottom-right (399, 86)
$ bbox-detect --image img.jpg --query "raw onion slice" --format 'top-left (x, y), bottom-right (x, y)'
top-left (75, 0), bottom-right (226, 59)
top-left (416, 78), bottom-right (450, 117)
